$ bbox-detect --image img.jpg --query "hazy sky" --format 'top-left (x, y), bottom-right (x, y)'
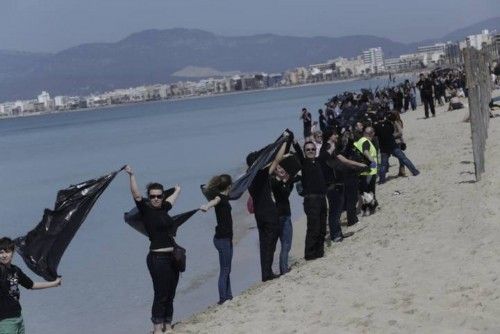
top-left (1, 0), bottom-right (498, 53)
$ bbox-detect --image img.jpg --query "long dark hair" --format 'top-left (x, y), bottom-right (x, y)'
top-left (207, 174), bottom-right (232, 193)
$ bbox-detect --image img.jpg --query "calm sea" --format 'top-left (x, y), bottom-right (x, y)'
top-left (0, 77), bottom-right (404, 333)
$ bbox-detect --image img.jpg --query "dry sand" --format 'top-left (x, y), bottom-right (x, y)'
top-left (175, 91), bottom-right (500, 334)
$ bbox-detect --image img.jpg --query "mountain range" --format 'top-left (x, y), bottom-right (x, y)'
top-left (0, 17), bottom-right (499, 101)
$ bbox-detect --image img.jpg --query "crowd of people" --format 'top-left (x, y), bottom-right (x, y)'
top-left (2, 70), bottom-right (476, 334)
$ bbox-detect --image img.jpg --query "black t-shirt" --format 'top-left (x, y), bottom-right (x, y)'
top-left (318, 144), bottom-right (337, 185)
top-left (301, 159), bottom-right (327, 195)
top-left (0, 265), bottom-right (34, 321)
top-left (135, 198), bottom-right (177, 250)
top-left (374, 122), bottom-right (397, 153)
top-left (270, 178), bottom-right (294, 217)
top-left (417, 78), bottom-right (434, 96)
top-left (214, 194), bottom-right (233, 239)
top-left (248, 167), bottom-right (278, 222)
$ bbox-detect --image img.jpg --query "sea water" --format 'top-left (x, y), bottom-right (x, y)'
top-left (0, 77), bottom-right (405, 333)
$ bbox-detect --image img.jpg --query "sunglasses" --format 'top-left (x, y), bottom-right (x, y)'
top-left (305, 147), bottom-right (316, 152)
top-left (149, 194), bottom-right (164, 199)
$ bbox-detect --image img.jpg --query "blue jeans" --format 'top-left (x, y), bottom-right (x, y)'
top-left (213, 237), bottom-right (233, 302)
top-left (327, 185), bottom-right (344, 240)
top-left (278, 215), bottom-right (293, 275)
top-left (379, 148), bottom-right (419, 183)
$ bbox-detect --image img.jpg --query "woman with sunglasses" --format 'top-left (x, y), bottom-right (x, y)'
top-left (124, 165), bottom-right (181, 334)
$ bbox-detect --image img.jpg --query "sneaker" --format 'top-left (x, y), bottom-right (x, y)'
top-left (332, 236), bottom-right (343, 243)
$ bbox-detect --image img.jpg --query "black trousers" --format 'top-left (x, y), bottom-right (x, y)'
top-left (304, 196), bottom-right (327, 260)
top-left (256, 216), bottom-right (282, 281)
top-left (147, 252), bottom-right (180, 325)
top-left (421, 94), bottom-right (435, 117)
top-left (344, 176), bottom-right (359, 225)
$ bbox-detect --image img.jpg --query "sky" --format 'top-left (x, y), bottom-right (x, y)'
top-left (0, 0), bottom-right (498, 53)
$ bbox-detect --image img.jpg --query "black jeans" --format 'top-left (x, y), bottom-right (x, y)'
top-left (421, 94), bottom-right (435, 117)
top-left (327, 185), bottom-right (344, 240)
top-left (146, 252), bottom-right (180, 325)
top-left (344, 176), bottom-right (359, 225)
top-left (304, 195), bottom-right (327, 260)
top-left (256, 216), bottom-right (282, 281)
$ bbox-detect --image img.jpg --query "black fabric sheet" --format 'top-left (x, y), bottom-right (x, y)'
top-left (213, 134), bottom-right (288, 201)
top-left (14, 169), bottom-right (121, 281)
top-left (124, 207), bottom-right (198, 237)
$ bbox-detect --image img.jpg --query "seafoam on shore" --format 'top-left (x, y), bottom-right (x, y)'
top-left (174, 91), bottom-right (500, 334)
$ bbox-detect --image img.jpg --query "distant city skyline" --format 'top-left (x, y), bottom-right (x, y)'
top-left (0, 0), bottom-right (498, 53)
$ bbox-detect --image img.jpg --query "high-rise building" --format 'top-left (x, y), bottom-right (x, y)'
top-left (362, 47), bottom-right (384, 73)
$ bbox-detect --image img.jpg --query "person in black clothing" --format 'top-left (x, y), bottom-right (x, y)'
top-left (318, 109), bottom-right (328, 132)
top-left (125, 165), bottom-right (183, 334)
top-left (200, 174), bottom-right (234, 305)
top-left (294, 140), bottom-right (328, 260)
top-left (247, 136), bottom-right (289, 281)
top-left (300, 108), bottom-right (312, 138)
top-left (338, 129), bottom-right (363, 227)
top-left (319, 129), bottom-right (368, 242)
top-left (270, 165), bottom-right (296, 275)
top-left (416, 73), bottom-right (436, 118)
top-left (0, 237), bottom-right (62, 333)
top-left (373, 116), bottom-right (419, 184)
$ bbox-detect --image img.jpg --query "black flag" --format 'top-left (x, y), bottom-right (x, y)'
top-left (200, 133), bottom-right (288, 201)
top-left (124, 207), bottom-right (199, 237)
top-left (14, 169), bottom-right (121, 281)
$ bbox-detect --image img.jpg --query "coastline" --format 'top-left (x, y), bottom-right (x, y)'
top-left (173, 91), bottom-right (500, 333)
top-left (0, 71), bottom-right (417, 122)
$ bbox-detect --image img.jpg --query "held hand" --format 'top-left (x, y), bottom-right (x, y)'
top-left (53, 277), bottom-right (62, 287)
top-left (124, 165), bottom-right (133, 176)
top-left (200, 205), bottom-right (209, 212)
top-left (174, 185), bottom-right (181, 192)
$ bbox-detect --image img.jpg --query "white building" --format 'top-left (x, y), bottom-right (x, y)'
top-left (37, 91), bottom-right (53, 110)
top-left (362, 47), bottom-right (385, 73)
top-left (466, 30), bottom-right (492, 50)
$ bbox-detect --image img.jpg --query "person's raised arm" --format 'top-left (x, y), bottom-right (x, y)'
top-left (200, 196), bottom-right (221, 212)
top-left (32, 277), bottom-right (62, 290)
top-left (166, 185), bottom-right (181, 206)
top-left (125, 165), bottom-right (142, 202)
top-left (269, 134), bottom-right (290, 175)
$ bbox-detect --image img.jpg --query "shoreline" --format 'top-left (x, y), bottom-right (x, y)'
top-left (173, 91), bottom-right (500, 333)
top-left (0, 71), bottom-right (417, 122)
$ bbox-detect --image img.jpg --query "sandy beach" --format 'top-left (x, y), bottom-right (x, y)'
top-left (174, 90), bottom-right (500, 334)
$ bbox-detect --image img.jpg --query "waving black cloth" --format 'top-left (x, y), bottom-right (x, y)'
top-left (124, 207), bottom-right (199, 237)
top-left (14, 168), bottom-right (122, 281)
top-left (200, 133), bottom-right (288, 201)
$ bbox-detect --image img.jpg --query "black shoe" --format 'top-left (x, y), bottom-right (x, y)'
top-left (263, 273), bottom-right (280, 282)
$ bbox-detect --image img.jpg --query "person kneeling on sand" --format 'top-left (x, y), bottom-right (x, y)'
top-left (0, 237), bottom-right (62, 334)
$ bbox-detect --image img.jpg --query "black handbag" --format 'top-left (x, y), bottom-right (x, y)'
top-left (172, 240), bottom-right (186, 272)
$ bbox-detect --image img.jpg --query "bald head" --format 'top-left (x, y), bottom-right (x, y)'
top-left (364, 126), bottom-right (375, 139)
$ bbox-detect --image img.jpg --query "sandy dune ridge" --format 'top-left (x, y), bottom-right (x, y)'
top-left (175, 91), bottom-right (500, 334)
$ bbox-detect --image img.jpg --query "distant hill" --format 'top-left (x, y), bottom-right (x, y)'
top-left (0, 16), bottom-right (498, 101)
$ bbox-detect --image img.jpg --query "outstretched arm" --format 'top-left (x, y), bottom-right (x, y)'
top-left (200, 196), bottom-right (221, 212)
top-left (336, 154), bottom-right (367, 169)
top-left (32, 277), bottom-right (62, 290)
top-left (125, 165), bottom-right (142, 201)
top-left (269, 136), bottom-right (289, 175)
